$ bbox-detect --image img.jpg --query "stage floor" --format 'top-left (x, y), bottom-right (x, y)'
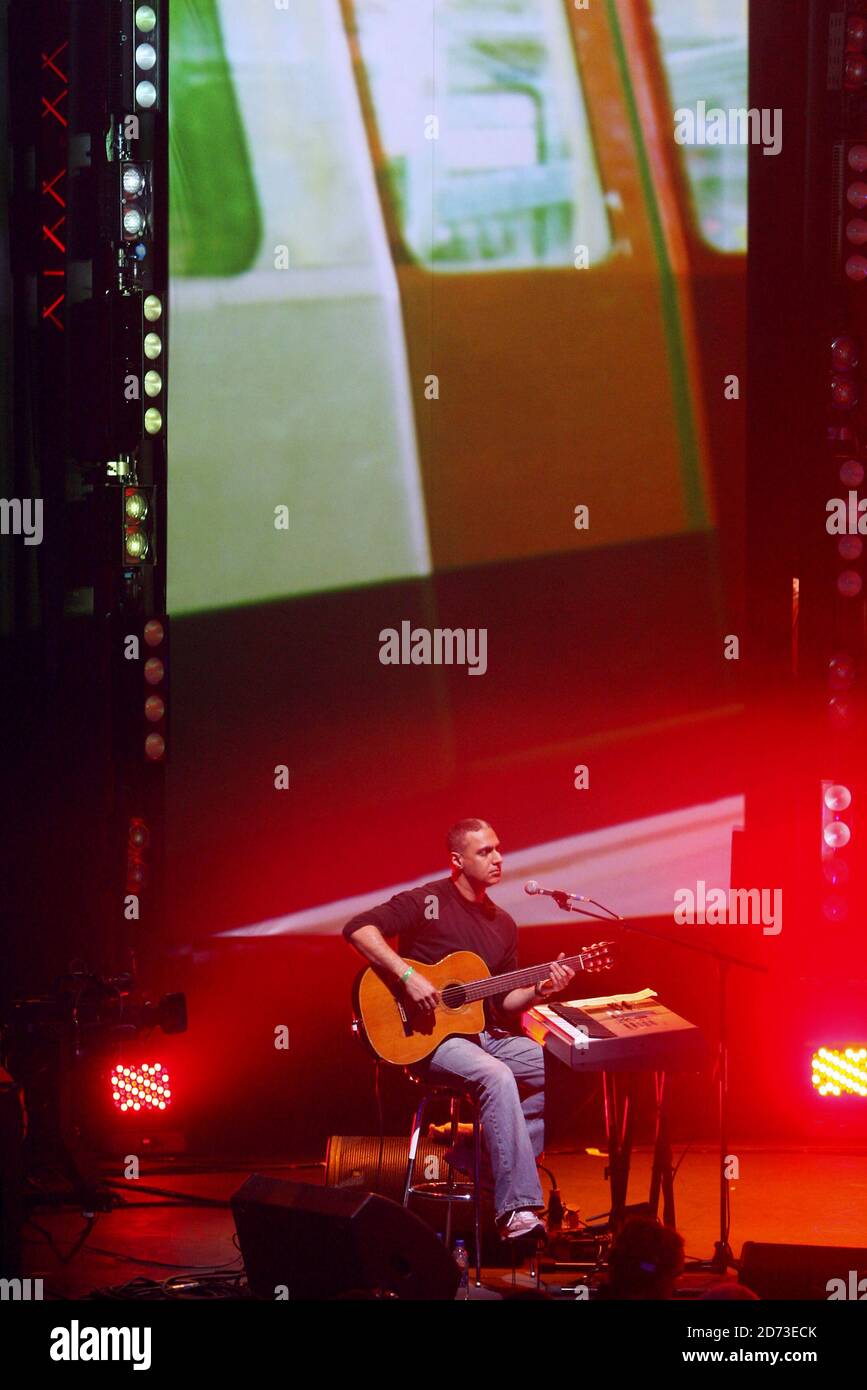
top-left (22, 1143), bottom-right (867, 1300)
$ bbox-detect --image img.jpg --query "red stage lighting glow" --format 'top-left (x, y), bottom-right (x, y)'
top-left (109, 1063), bottom-right (173, 1113)
top-left (811, 1048), bottom-right (867, 1098)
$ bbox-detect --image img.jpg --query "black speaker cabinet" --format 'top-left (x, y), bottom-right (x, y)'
top-left (231, 1174), bottom-right (460, 1301)
top-left (740, 1241), bottom-right (867, 1300)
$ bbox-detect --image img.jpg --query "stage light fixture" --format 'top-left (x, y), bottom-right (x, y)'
top-left (123, 165), bottom-right (146, 196)
top-left (136, 80), bottom-right (157, 109)
top-left (145, 733), bottom-right (166, 761)
top-left (850, 145), bottom-right (867, 172)
top-left (144, 332), bottom-right (162, 360)
top-left (143, 619), bottom-right (164, 647)
top-left (823, 859), bottom-right (849, 885)
top-left (144, 407), bottom-right (163, 435)
top-left (832, 335), bottom-right (860, 369)
top-left (837, 569), bottom-right (863, 596)
top-left (849, 16), bottom-right (867, 48)
top-left (129, 818), bottom-right (150, 850)
top-left (144, 695), bottom-right (165, 722)
top-left (124, 528), bottom-right (149, 562)
top-left (831, 374), bottom-right (859, 408)
top-left (124, 489), bottom-right (149, 523)
top-left (820, 895), bottom-right (848, 921)
top-left (847, 218), bottom-right (867, 245)
top-left (123, 206), bottom-right (146, 238)
top-left (845, 54), bottom-right (867, 89)
top-left (845, 254), bottom-right (867, 281)
top-left (829, 653), bottom-right (856, 688)
top-left (144, 657), bottom-right (164, 685)
top-left (811, 1048), bottom-right (867, 1098)
top-left (136, 43), bottom-right (157, 71)
top-left (143, 295), bottom-right (162, 322)
top-left (838, 536), bottom-right (863, 560)
top-left (824, 784), bottom-right (852, 811)
top-left (110, 1062), bottom-right (173, 1114)
top-left (839, 458), bottom-right (864, 486)
top-left (823, 820), bottom-right (851, 848)
top-left (828, 695), bottom-right (855, 728)
top-left (847, 181), bottom-right (867, 209)
top-left (136, 5), bottom-right (157, 32)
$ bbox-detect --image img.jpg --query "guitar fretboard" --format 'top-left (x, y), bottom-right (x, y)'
top-left (439, 952), bottom-right (592, 1007)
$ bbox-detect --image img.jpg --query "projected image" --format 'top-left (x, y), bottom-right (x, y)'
top-left (168, 0), bottom-right (747, 613)
top-left (651, 0), bottom-right (748, 252)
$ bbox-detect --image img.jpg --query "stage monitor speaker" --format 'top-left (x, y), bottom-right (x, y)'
top-left (740, 1241), bottom-right (867, 1300)
top-left (231, 1175), bottom-right (460, 1301)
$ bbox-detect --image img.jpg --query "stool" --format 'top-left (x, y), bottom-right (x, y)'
top-left (401, 1075), bottom-right (483, 1289)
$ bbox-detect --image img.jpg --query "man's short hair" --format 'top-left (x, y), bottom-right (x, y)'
top-left (446, 818), bottom-right (490, 856)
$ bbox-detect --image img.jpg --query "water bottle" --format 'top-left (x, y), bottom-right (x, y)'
top-left (453, 1238), bottom-right (469, 1299)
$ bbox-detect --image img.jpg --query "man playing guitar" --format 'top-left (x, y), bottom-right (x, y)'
top-left (343, 818), bottom-right (575, 1241)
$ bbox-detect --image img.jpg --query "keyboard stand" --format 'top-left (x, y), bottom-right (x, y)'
top-left (601, 1069), bottom-right (676, 1232)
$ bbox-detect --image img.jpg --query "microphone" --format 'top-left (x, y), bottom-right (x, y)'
top-left (524, 880), bottom-right (585, 902)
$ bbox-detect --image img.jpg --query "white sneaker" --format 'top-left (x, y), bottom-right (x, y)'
top-left (500, 1209), bottom-right (546, 1241)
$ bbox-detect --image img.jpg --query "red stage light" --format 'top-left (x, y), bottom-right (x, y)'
top-left (109, 1063), bottom-right (173, 1112)
top-left (811, 1048), bottom-right (867, 1098)
top-left (831, 374), bottom-right (859, 408)
top-left (144, 694), bottom-right (165, 722)
top-left (838, 536), bottom-right (864, 560)
top-left (126, 861), bottom-right (147, 887)
top-left (143, 619), bottom-right (164, 647)
top-left (832, 335), bottom-right (860, 368)
top-left (844, 53), bottom-right (867, 89)
top-left (837, 569), bottom-right (863, 597)
top-left (129, 818), bottom-right (149, 849)
top-left (828, 696), bottom-right (855, 729)
top-left (847, 16), bottom-right (867, 50)
top-left (847, 181), bottom-right (867, 209)
top-left (829, 653), bottom-right (856, 688)
top-left (847, 217), bottom-right (867, 245)
top-left (849, 145), bottom-right (867, 172)
top-left (845, 254), bottom-right (867, 281)
top-left (839, 458), bottom-right (864, 486)
top-left (145, 732), bottom-right (166, 761)
top-left (143, 657), bottom-right (164, 685)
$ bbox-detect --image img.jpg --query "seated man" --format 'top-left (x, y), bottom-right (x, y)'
top-left (343, 817), bottom-right (574, 1240)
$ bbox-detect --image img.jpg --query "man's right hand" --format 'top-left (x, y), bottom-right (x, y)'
top-left (401, 969), bottom-right (440, 1014)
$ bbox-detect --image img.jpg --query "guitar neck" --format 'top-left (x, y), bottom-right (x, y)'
top-left (457, 953), bottom-right (589, 1004)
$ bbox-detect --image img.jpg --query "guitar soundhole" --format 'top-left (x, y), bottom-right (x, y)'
top-left (442, 982), bottom-right (467, 1011)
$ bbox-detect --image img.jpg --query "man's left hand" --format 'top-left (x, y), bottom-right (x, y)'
top-left (535, 952), bottom-right (575, 999)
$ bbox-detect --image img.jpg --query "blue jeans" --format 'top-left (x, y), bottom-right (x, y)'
top-left (423, 1029), bottom-right (545, 1222)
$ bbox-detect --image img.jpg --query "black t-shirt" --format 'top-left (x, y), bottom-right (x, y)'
top-left (343, 876), bottom-right (519, 1026)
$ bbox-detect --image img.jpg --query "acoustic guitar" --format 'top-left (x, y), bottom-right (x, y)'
top-left (353, 942), bottom-right (616, 1065)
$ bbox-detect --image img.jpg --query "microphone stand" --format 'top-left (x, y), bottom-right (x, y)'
top-left (547, 895), bottom-right (768, 1273)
